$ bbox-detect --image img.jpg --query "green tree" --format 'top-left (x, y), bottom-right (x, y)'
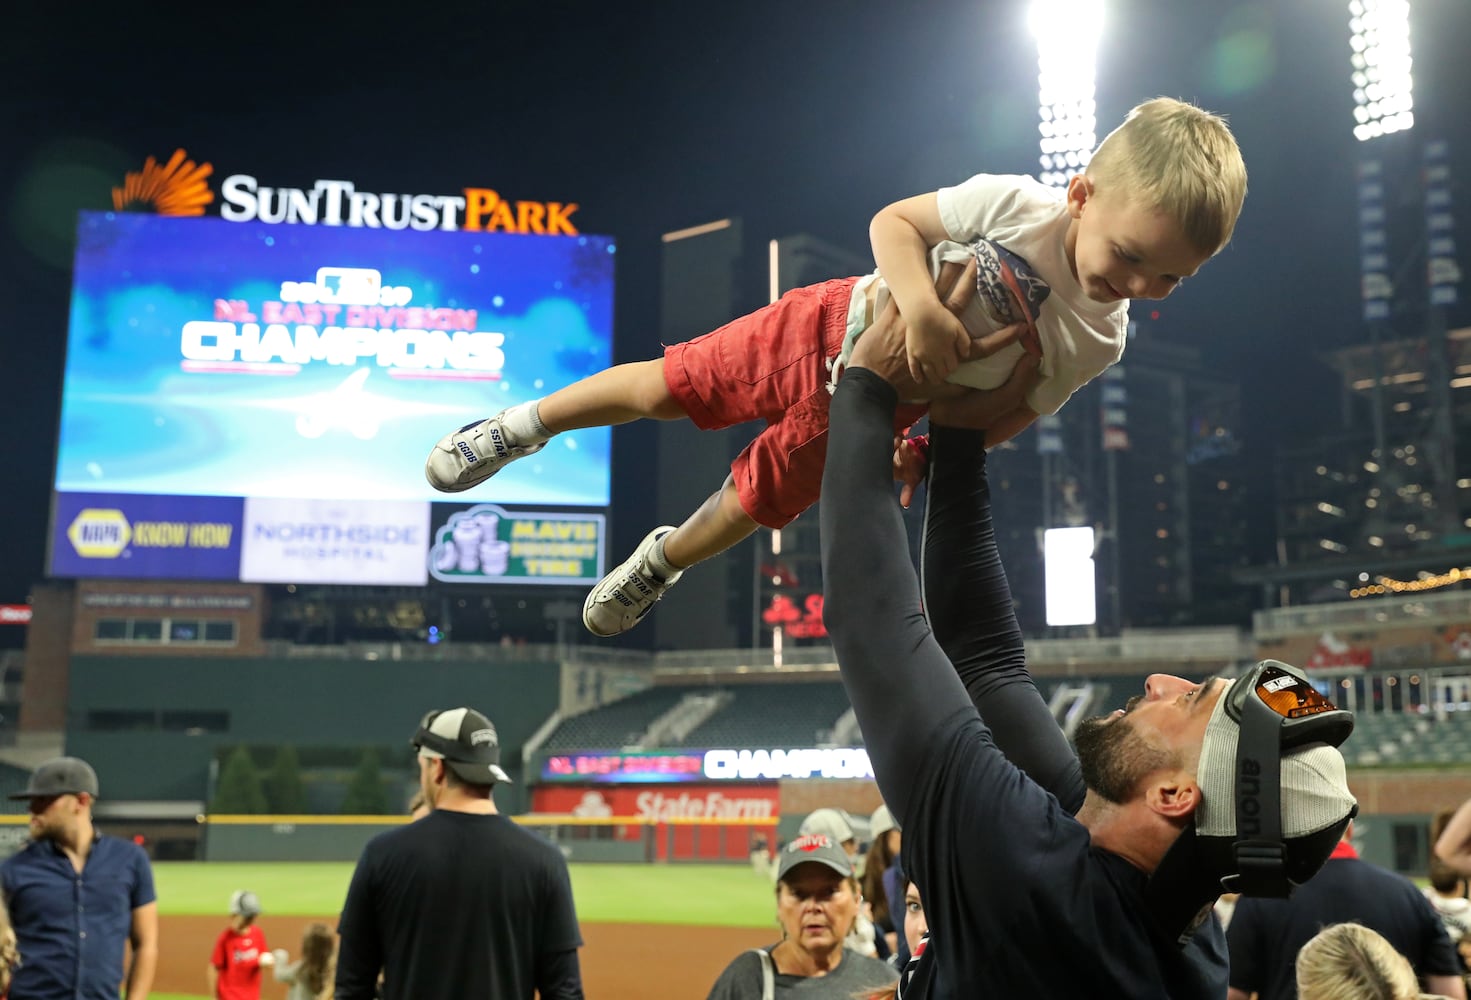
top-left (211, 746), bottom-right (268, 814)
top-left (340, 749), bottom-right (390, 814)
top-left (264, 745), bottom-right (308, 814)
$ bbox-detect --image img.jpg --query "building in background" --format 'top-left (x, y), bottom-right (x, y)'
top-left (988, 321), bottom-right (1251, 634)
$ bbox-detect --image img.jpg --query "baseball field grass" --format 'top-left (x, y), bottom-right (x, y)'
top-left (151, 861), bottom-right (781, 999)
top-left (154, 860), bottom-right (779, 926)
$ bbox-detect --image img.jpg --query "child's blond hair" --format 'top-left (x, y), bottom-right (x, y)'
top-left (1295, 922), bottom-right (1427, 1000)
top-left (1087, 97), bottom-right (1247, 258)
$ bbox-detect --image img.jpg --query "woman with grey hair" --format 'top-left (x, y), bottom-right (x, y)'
top-left (706, 835), bottom-right (896, 999)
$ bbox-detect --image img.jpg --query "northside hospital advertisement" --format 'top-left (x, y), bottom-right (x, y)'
top-left (51, 211), bottom-right (615, 586)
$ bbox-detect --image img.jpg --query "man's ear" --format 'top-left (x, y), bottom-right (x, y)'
top-left (1146, 775), bottom-right (1200, 821)
top-left (1066, 174), bottom-right (1093, 219)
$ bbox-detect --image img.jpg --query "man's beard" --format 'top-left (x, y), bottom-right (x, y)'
top-left (1074, 714), bottom-right (1175, 804)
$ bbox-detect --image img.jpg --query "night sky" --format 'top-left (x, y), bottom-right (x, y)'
top-left (4, 0), bottom-right (1469, 613)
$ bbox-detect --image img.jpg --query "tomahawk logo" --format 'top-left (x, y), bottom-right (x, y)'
top-left (788, 834), bottom-right (834, 854)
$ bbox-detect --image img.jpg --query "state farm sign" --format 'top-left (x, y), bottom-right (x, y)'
top-left (532, 783), bottom-right (778, 821)
top-left (0, 605), bottom-right (32, 625)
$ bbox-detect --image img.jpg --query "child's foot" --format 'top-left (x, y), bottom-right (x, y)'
top-left (424, 411), bottom-right (546, 493)
top-left (583, 526), bottom-right (684, 636)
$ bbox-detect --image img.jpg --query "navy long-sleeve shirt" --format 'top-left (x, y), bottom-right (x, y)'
top-left (820, 368), bottom-right (1225, 998)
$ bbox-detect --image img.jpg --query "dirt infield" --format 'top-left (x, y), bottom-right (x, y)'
top-left (160, 914), bottom-right (775, 998)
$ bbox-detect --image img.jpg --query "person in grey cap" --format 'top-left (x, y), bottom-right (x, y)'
top-left (335, 707), bottom-right (584, 1000)
top-left (705, 834), bottom-right (896, 999)
top-left (207, 890), bottom-right (273, 1000)
top-left (0, 756), bottom-right (158, 1000)
top-left (797, 809), bottom-right (857, 860)
top-left (818, 287), bottom-right (1360, 999)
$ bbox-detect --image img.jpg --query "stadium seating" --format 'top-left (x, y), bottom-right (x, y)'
top-left (541, 672), bottom-right (1471, 768)
top-left (678, 683), bottom-right (856, 747)
top-left (1343, 710), bottom-right (1471, 767)
top-left (540, 686), bottom-right (691, 751)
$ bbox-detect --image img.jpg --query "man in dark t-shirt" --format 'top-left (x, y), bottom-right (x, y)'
top-left (819, 260), bottom-right (1360, 999)
top-left (1227, 822), bottom-right (1465, 1000)
top-left (336, 707), bottom-right (583, 1000)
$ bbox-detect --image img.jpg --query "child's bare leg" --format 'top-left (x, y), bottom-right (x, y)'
top-left (538, 358), bottom-right (686, 430)
top-left (583, 476), bottom-right (759, 637)
top-left (426, 358), bottom-right (686, 493)
top-left (662, 475), bottom-right (759, 568)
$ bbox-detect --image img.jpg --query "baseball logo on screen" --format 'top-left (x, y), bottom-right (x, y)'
top-left (428, 505), bottom-right (605, 587)
top-left (115, 148), bottom-right (579, 234)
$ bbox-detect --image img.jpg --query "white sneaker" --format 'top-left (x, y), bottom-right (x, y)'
top-left (424, 411), bottom-right (546, 493)
top-left (583, 526), bottom-right (684, 636)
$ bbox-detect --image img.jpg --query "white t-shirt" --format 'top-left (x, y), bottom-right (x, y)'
top-left (842, 173), bottom-right (1129, 416)
top-left (1423, 886), bottom-right (1471, 942)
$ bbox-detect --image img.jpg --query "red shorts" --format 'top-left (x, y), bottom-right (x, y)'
top-left (663, 277), bottom-right (929, 529)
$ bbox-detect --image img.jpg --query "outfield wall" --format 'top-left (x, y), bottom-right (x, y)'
top-left (198, 814), bottom-right (778, 864)
top-left (65, 654), bottom-right (561, 812)
top-left (203, 817), bottom-right (404, 861)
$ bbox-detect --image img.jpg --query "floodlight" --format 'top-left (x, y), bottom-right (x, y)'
top-left (1349, 0), bottom-right (1413, 141)
top-left (1030, 0), bottom-right (1103, 187)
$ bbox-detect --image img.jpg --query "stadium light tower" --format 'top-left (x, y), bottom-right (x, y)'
top-left (1030, 0), bottom-right (1104, 188)
top-left (1349, 0), bottom-right (1414, 141)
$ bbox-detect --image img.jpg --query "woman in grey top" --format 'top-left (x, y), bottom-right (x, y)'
top-left (272, 923), bottom-right (335, 1000)
top-left (706, 836), bottom-right (897, 999)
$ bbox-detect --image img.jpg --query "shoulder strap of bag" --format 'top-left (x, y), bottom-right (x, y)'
top-left (748, 947), bottom-right (775, 1000)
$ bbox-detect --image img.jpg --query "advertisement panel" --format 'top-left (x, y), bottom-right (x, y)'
top-left (49, 493), bottom-right (243, 580)
top-left (541, 750), bottom-right (706, 784)
top-left (58, 211), bottom-right (614, 507)
top-left (239, 497), bottom-right (429, 585)
top-left (429, 504), bottom-right (605, 585)
top-left (531, 783), bottom-right (780, 861)
top-left (540, 747), bottom-right (874, 783)
top-left (532, 784), bottom-right (780, 821)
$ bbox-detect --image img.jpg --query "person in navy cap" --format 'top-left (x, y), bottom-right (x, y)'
top-left (1, 756), bottom-right (157, 1000)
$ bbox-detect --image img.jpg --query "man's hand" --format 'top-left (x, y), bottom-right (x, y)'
top-left (849, 256), bottom-right (1028, 400)
top-left (929, 354), bottom-right (1041, 431)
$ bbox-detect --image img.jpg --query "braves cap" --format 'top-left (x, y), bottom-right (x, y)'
top-left (972, 238), bottom-right (1050, 358)
top-left (799, 807), bottom-right (855, 844)
top-left (1194, 679), bottom-right (1356, 845)
top-left (870, 804), bottom-right (897, 840)
top-left (229, 890), bottom-right (262, 917)
top-left (9, 757), bottom-right (99, 800)
top-left (413, 707), bottom-right (512, 785)
top-left (777, 834), bottom-right (855, 883)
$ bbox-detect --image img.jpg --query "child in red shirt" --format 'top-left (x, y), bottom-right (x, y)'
top-left (208, 890), bottom-right (273, 1000)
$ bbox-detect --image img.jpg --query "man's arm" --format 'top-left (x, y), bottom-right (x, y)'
top-left (983, 404), bottom-right (1039, 448)
top-left (1225, 988), bottom-right (1251, 1000)
top-left (532, 949), bottom-right (583, 1000)
top-left (534, 859), bottom-right (584, 999)
top-left (821, 258), bottom-right (1018, 824)
top-left (920, 391), bottom-right (1084, 811)
top-left (1435, 798), bottom-right (1471, 876)
top-left (334, 853), bottom-right (383, 1000)
top-left (1427, 974), bottom-right (1467, 1000)
top-left (124, 901), bottom-right (158, 1000)
top-left (205, 964), bottom-right (218, 1000)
